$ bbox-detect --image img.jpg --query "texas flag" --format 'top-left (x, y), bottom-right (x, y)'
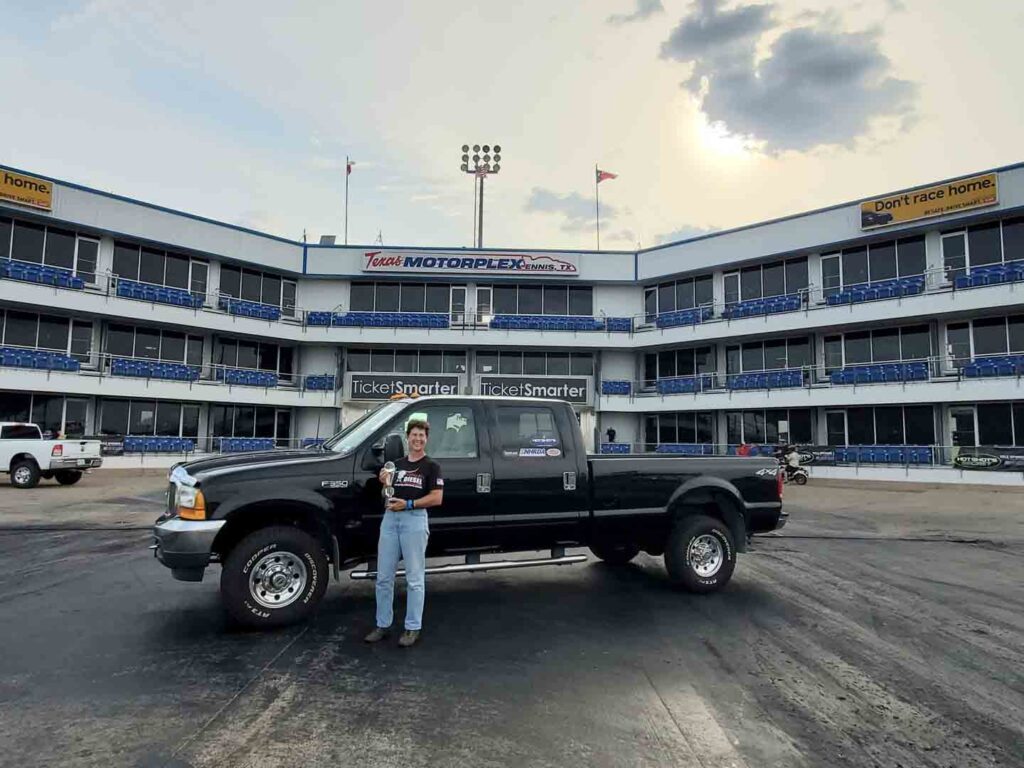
top-left (596, 169), bottom-right (617, 183)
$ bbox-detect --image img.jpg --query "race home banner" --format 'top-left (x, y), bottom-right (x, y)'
top-left (0, 169), bottom-right (53, 211)
top-left (363, 249), bottom-right (579, 277)
top-left (860, 173), bottom-right (998, 230)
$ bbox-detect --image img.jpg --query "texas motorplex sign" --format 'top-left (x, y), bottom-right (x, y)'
top-left (0, 170), bottom-right (52, 211)
top-left (479, 376), bottom-right (590, 405)
top-left (363, 249), bottom-right (578, 277)
top-left (860, 173), bottom-right (998, 230)
top-left (350, 374), bottom-right (460, 400)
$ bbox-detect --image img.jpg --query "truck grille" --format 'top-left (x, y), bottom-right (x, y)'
top-left (166, 483), bottom-right (176, 514)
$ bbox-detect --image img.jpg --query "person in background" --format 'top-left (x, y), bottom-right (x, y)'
top-left (606, 427), bottom-right (616, 443)
top-left (784, 445), bottom-right (801, 480)
top-left (364, 419), bottom-right (443, 648)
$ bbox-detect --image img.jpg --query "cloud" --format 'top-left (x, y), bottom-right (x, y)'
top-left (525, 187), bottom-right (618, 233)
top-left (607, 0), bottom-right (664, 25)
top-left (656, 224), bottom-right (717, 244)
top-left (660, 0), bottom-right (918, 152)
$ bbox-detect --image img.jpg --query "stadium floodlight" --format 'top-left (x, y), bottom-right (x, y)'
top-left (459, 142), bottom-right (503, 248)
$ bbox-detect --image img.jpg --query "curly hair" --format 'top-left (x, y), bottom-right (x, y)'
top-left (405, 419), bottom-right (430, 436)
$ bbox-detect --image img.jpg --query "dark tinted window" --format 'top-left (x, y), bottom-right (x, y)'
top-left (76, 239), bottom-right (98, 283)
top-left (523, 352), bottom-right (545, 375)
top-left (725, 345), bottom-right (740, 374)
top-left (764, 340), bottom-right (787, 369)
top-left (182, 405), bottom-right (200, 438)
top-left (376, 283), bottom-right (400, 312)
top-left (113, 243), bottom-right (141, 280)
top-left (400, 283), bottom-right (425, 313)
top-left (0, 218), bottom-right (11, 259)
top-left (4, 311), bottom-right (36, 347)
top-left (444, 351), bottom-right (467, 374)
top-left (494, 286), bottom-right (517, 314)
top-left (872, 329), bottom-right (900, 361)
top-left (789, 409), bottom-right (813, 443)
top-left (496, 406), bottom-right (562, 451)
top-left (695, 346), bottom-right (715, 374)
top-left (659, 413), bottom-right (676, 444)
top-left (191, 262), bottom-right (209, 295)
top-left (547, 352), bottom-right (569, 375)
top-left (186, 336), bottom-right (203, 367)
top-left (973, 318), bottom-right (1008, 356)
top-left (743, 411), bottom-right (765, 443)
top-left (155, 402), bottom-right (181, 436)
top-left (696, 412), bottom-right (714, 443)
top-left (240, 270), bottom-right (262, 302)
top-left (347, 349), bottom-right (370, 371)
top-left (946, 323), bottom-right (971, 365)
top-left (821, 255), bottom-right (841, 296)
top-left (350, 283), bottom-right (374, 311)
top-left (100, 400), bottom-right (129, 435)
top-left (658, 283), bottom-right (675, 313)
top-left (675, 280), bottom-right (695, 309)
top-left (1015, 404), bottom-right (1024, 445)
top-left (904, 406), bottom-right (935, 445)
top-left (695, 275), bottom-right (713, 306)
top-left (0, 393), bottom-right (30, 423)
top-left (257, 343), bottom-right (278, 371)
top-left (499, 351), bottom-right (523, 374)
top-left (64, 399), bottom-right (87, 437)
top-left (44, 228), bottom-right (75, 269)
top-left (160, 332), bottom-right (186, 361)
top-left (1, 424), bottom-right (41, 439)
top-left (129, 400), bottom-right (157, 435)
top-left (395, 350), bottom-right (417, 372)
top-left (475, 351), bottom-right (498, 374)
top-left (658, 350), bottom-right (676, 378)
top-left (762, 262), bottom-right (785, 297)
top-left (842, 247), bottom-right (868, 286)
top-left (219, 266), bottom-right (241, 298)
top-left (37, 317), bottom-right (69, 351)
top-left (1009, 315), bottom-right (1024, 352)
top-left (874, 406), bottom-right (904, 444)
top-left (281, 280), bottom-right (295, 316)
top-left (844, 332), bottom-right (871, 364)
top-left (235, 407), bottom-right (256, 437)
top-left (900, 325), bottom-right (931, 361)
top-left (897, 236), bottom-right (926, 276)
top-left (165, 254), bottom-right (190, 289)
top-left (425, 285), bottom-right (449, 312)
top-left (262, 274), bottom-right (282, 307)
top-left (847, 407), bottom-right (874, 444)
top-left (942, 234), bottom-right (966, 280)
top-left (978, 403), bottom-right (1013, 445)
top-left (869, 241), bottom-right (896, 281)
top-left (12, 221), bottom-right (44, 263)
top-left (255, 407), bottom-right (276, 438)
top-left (969, 222), bottom-right (1002, 267)
top-left (785, 258), bottom-right (808, 293)
top-left (139, 248), bottom-right (164, 285)
top-left (740, 266), bottom-right (761, 300)
top-left (518, 286), bottom-right (542, 314)
top-left (1003, 218), bottom-right (1024, 263)
top-left (135, 329), bottom-right (160, 359)
top-left (370, 350), bottom-right (393, 372)
top-left (543, 285), bottom-right (568, 315)
top-left (741, 343), bottom-right (764, 372)
top-left (70, 321), bottom-right (92, 362)
top-left (237, 341), bottom-right (259, 369)
top-left (32, 397), bottom-right (64, 437)
top-left (569, 286), bottom-right (592, 315)
top-left (571, 353), bottom-right (593, 376)
top-left (676, 348), bottom-right (695, 377)
top-left (787, 337), bottom-right (811, 368)
top-left (106, 324), bottom-right (134, 357)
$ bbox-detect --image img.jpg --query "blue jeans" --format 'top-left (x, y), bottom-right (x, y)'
top-left (375, 509), bottom-right (429, 631)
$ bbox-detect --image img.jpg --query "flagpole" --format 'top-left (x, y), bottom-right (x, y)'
top-left (595, 164), bottom-right (601, 251)
top-left (344, 155), bottom-right (350, 245)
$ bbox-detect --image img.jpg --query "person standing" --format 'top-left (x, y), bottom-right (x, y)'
top-left (364, 419), bottom-right (443, 647)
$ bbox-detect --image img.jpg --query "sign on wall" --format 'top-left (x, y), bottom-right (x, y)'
top-left (363, 249), bottom-right (578, 277)
top-left (479, 376), bottom-right (590, 404)
top-left (860, 173), bottom-right (998, 230)
top-left (952, 446), bottom-right (1024, 471)
top-left (0, 170), bottom-right (53, 211)
top-left (349, 374), bottom-right (460, 400)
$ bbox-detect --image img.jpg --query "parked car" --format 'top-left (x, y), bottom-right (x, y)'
top-left (153, 396), bottom-right (787, 627)
top-left (0, 423), bottom-right (103, 488)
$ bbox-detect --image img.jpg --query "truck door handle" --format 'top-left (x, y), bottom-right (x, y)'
top-left (563, 471), bottom-right (576, 491)
top-left (476, 473), bottom-right (492, 493)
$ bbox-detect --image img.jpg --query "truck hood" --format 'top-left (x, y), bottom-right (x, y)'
top-left (181, 449), bottom-right (333, 480)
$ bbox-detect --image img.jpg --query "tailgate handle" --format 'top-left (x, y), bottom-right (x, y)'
top-left (563, 471), bottom-right (576, 491)
top-left (476, 473), bottom-right (492, 493)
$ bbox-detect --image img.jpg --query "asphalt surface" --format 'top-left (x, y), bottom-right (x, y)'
top-left (0, 475), bottom-right (1022, 768)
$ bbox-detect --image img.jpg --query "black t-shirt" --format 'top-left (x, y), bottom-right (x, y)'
top-left (391, 456), bottom-right (443, 504)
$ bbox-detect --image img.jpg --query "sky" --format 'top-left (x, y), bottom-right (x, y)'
top-left (2, 0), bottom-right (1023, 251)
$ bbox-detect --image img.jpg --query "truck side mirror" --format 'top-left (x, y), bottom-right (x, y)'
top-left (383, 434), bottom-right (404, 463)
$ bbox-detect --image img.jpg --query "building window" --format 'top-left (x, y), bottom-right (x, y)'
top-left (826, 326), bottom-right (932, 368)
top-left (349, 348), bottom-right (467, 374)
top-left (725, 409), bottom-right (813, 445)
top-left (829, 405), bottom-right (934, 445)
top-left (643, 411), bottom-right (716, 446)
top-left (349, 281), bottom-right (455, 314)
top-left (0, 394), bottom-right (88, 438)
top-left (208, 405), bottom-right (292, 441)
top-left (645, 275), bottom-right (714, 316)
top-left (113, 241), bottom-right (208, 292)
top-left (642, 346), bottom-right (716, 383)
top-left (0, 311), bottom-right (92, 361)
top-left (219, 265), bottom-right (294, 308)
top-left (475, 350), bottom-right (591, 376)
top-left (99, 399), bottom-right (199, 438)
top-left (105, 324), bottom-right (202, 365)
top-left (824, 236), bottom-right (925, 294)
top-left (725, 337), bottom-right (810, 374)
top-left (214, 337), bottom-right (292, 380)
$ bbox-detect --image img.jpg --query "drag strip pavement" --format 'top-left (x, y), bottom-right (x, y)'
top-left (0, 497), bottom-right (1022, 766)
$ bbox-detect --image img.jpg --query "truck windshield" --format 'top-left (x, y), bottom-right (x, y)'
top-left (322, 402), bottom-right (406, 454)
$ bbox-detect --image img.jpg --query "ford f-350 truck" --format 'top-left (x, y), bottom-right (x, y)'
top-left (153, 396), bottom-right (786, 627)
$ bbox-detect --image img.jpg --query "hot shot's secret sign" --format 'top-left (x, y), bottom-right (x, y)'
top-left (363, 250), bottom-right (578, 276)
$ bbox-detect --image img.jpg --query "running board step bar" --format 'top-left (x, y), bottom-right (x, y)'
top-left (349, 552), bottom-right (588, 580)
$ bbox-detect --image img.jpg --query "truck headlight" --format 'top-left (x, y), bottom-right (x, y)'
top-left (176, 486), bottom-right (207, 520)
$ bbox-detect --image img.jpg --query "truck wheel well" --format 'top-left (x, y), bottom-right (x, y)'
top-left (668, 489), bottom-right (747, 553)
top-left (10, 454), bottom-right (38, 472)
top-left (211, 502), bottom-right (333, 562)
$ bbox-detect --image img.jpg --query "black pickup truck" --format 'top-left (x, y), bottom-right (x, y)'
top-left (153, 396), bottom-right (786, 627)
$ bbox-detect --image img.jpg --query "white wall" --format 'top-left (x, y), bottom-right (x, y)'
top-left (295, 407), bottom-right (343, 440)
top-left (599, 349), bottom-right (636, 381)
top-left (593, 284), bottom-right (641, 317)
top-left (299, 345), bottom-right (341, 377)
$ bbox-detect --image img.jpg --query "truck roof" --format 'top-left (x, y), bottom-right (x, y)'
top-left (388, 395), bottom-right (571, 405)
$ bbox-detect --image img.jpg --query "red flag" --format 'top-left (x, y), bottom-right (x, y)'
top-left (596, 169), bottom-right (617, 183)
top-left (347, 160), bottom-right (355, 176)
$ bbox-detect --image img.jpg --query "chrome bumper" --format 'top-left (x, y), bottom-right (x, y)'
top-left (50, 457), bottom-right (103, 469)
top-left (152, 517), bottom-right (225, 582)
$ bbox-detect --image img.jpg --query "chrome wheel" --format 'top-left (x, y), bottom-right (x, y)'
top-left (248, 551), bottom-right (308, 610)
top-left (13, 466), bottom-right (33, 486)
top-left (687, 534), bottom-right (724, 578)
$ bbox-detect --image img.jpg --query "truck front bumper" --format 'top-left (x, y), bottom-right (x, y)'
top-left (50, 457), bottom-right (103, 469)
top-left (152, 517), bottom-right (225, 582)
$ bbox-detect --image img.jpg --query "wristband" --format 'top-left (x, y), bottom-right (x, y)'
top-left (406, 499), bottom-right (414, 511)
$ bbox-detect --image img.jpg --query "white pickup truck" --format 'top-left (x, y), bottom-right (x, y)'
top-left (0, 423), bottom-right (103, 488)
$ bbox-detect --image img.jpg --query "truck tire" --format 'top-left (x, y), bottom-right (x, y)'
top-left (589, 541), bottom-right (641, 566)
top-left (10, 460), bottom-right (41, 489)
top-left (221, 526), bottom-right (328, 629)
top-left (664, 515), bottom-right (736, 593)
top-left (55, 470), bottom-right (83, 486)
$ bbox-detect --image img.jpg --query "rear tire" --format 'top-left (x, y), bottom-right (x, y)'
top-left (10, 460), bottom-right (40, 489)
top-left (664, 515), bottom-right (736, 593)
top-left (221, 526), bottom-right (328, 629)
top-left (589, 541), bottom-right (641, 566)
top-left (794, 473), bottom-right (807, 486)
top-left (55, 470), bottom-right (83, 486)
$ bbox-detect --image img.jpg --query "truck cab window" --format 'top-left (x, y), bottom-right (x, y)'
top-left (381, 405), bottom-right (479, 459)
top-left (496, 407), bottom-right (562, 454)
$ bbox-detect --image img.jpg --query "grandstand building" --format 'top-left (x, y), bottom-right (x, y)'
top-left (1, 162), bottom-right (1022, 467)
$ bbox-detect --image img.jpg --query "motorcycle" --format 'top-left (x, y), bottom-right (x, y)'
top-left (779, 458), bottom-right (808, 485)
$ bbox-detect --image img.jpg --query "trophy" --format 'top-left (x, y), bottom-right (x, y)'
top-left (381, 461), bottom-right (396, 507)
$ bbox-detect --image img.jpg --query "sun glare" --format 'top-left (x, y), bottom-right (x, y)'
top-left (696, 117), bottom-right (753, 158)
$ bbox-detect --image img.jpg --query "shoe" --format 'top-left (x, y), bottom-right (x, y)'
top-left (364, 626), bottom-right (390, 643)
top-left (398, 630), bottom-right (420, 647)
